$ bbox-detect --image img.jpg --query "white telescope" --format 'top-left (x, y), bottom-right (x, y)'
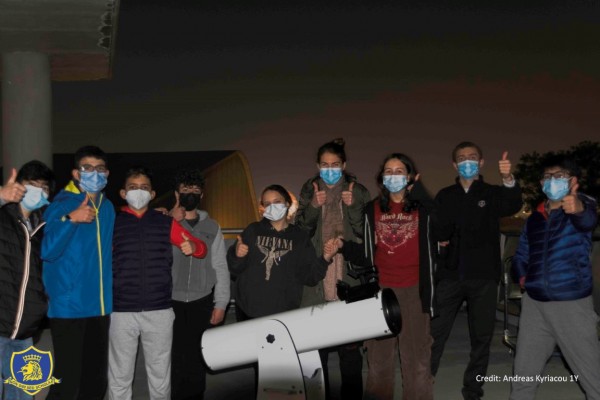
top-left (202, 289), bottom-right (400, 399)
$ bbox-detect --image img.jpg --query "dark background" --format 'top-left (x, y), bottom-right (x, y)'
top-left (50, 0), bottom-right (600, 197)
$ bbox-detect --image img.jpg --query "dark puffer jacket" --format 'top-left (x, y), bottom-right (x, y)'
top-left (113, 208), bottom-right (175, 312)
top-left (0, 203), bottom-right (47, 340)
top-left (512, 194), bottom-right (598, 302)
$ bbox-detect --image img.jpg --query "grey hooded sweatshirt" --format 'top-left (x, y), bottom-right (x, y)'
top-left (171, 210), bottom-right (230, 309)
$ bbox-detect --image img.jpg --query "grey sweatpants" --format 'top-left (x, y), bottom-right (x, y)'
top-left (510, 293), bottom-right (600, 400)
top-left (108, 309), bottom-right (175, 400)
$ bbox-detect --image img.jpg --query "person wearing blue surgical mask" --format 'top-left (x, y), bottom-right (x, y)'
top-left (431, 141), bottom-right (522, 400)
top-left (41, 145), bottom-right (116, 400)
top-left (228, 184), bottom-right (337, 320)
top-left (296, 138), bottom-right (370, 400)
top-left (510, 155), bottom-right (600, 400)
top-left (0, 160), bottom-right (54, 400)
top-left (337, 153), bottom-right (438, 400)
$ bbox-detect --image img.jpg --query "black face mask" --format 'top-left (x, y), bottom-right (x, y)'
top-left (179, 193), bottom-right (201, 211)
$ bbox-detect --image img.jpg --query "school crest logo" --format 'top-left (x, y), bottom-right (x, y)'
top-left (478, 200), bottom-right (486, 208)
top-left (4, 346), bottom-right (60, 395)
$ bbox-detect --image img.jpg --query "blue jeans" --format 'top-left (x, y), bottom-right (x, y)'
top-left (0, 335), bottom-right (33, 400)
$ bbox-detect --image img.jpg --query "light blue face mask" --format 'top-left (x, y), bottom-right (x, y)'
top-left (542, 177), bottom-right (570, 201)
top-left (320, 168), bottom-right (343, 186)
top-left (383, 175), bottom-right (408, 193)
top-left (457, 160), bottom-right (479, 180)
top-left (79, 171), bottom-right (108, 194)
top-left (21, 185), bottom-right (50, 211)
top-left (263, 203), bottom-right (288, 221)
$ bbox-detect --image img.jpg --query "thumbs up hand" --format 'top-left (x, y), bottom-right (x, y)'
top-left (341, 182), bottom-right (355, 206)
top-left (69, 195), bottom-right (96, 223)
top-left (0, 168), bottom-right (26, 203)
top-left (311, 181), bottom-right (327, 208)
top-left (235, 235), bottom-right (249, 258)
top-left (498, 151), bottom-right (513, 179)
top-left (169, 192), bottom-right (185, 222)
top-left (179, 232), bottom-right (196, 256)
top-left (561, 182), bottom-right (584, 214)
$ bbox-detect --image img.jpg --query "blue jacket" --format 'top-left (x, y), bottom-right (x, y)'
top-left (42, 182), bottom-right (115, 318)
top-left (512, 194), bottom-right (598, 302)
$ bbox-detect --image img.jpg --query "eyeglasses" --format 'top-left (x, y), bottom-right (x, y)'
top-left (79, 164), bottom-right (107, 173)
top-left (541, 171), bottom-right (570, 180)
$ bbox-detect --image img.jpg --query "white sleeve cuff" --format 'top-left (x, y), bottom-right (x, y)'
top-left (502, 175), bottom-right (516, 188)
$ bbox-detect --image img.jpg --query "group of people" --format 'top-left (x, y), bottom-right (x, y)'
top-left (0, 146), bottom-right (230, 400)
top-left (229, 138), bottom-right (599, 400)
top-left (0, 139), bottom-right (597, 400)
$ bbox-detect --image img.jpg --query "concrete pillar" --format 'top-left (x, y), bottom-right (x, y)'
top-left (2, 51), bottom-right (52, 181)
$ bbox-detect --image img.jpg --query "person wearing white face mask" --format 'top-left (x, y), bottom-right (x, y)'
top-left (337, 153), bottom-right (438, 400)
top-left (228, 184), bottom-right (340, 321)
top-left (510, 155), bottom-right (600, 400)
top-left (109, 166), bottom-right (207, 400)
top-left (0, 160), bottom-right (54, 400)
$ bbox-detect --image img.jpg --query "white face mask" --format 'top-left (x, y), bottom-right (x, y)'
top-left (263, 203), bottom-right (288, 221)
top-left (125, 189), bottom-right (152, 210)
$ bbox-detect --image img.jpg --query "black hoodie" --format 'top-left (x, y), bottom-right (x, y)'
top-left (228, 219), bottom-right (329, 318)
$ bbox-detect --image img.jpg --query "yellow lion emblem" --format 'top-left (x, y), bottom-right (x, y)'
top-left (19, 360), bottom-right (43, 381)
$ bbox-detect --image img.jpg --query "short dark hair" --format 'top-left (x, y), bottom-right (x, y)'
top-left (123, 166), bottom-right (153, 188)
top-left (17, 160), bottom-right (55, 193)
top-left (317, 138), bottom-right (347, 164)
top-left (74, 145), bottom-right (107, 168)
top-left (541, 154), bottom-right (581, 178)
top-left (261, 184), bottom-right (292, 205)
top-left (173, 168), bottom-right (206, 191)
top-left (452, 141), bottom-right (483, 162)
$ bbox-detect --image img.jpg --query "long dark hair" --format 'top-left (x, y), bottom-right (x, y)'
top-left (376, 153), bottom-right (419, 213)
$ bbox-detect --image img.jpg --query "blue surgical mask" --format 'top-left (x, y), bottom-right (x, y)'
top-left (263, 203), bottom-right (288, 221)
top-left (21, 185), bottom-right (50, 211)
top-left (542, 177), bottom-right (570, 201)
top-left (383, 175), bottom-right (408, 193)
top-left (457, 160), bottom-right (479, 180)
top-left (79, 171), bottom-right (108, 194)
top-left (320, 168), bottom-right (343, 185)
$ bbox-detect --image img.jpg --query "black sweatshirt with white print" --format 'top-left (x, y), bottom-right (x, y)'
top-left (227, 218), bottom-right (329, 318)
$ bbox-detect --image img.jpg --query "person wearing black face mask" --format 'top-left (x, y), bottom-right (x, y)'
top-left (178, 192), bottom-right (202, 211)
top-left (169, 168), bottom-right (230, 400)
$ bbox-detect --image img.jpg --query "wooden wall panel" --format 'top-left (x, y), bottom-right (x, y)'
top-left (202, 151), bottom-right (259, 235)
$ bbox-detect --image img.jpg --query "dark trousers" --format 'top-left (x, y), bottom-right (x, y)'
top-left (430, 279), bottom-right (497, 400)
top-left (171, 295), bottom-right (214, 400)
top-left (46, 315), bottom-right (110, 400)
top-left (320, 343), bottom-right (363, 400)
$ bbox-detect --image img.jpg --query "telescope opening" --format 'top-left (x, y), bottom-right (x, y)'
top-left (381, 288), bottom-right (401, 335)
